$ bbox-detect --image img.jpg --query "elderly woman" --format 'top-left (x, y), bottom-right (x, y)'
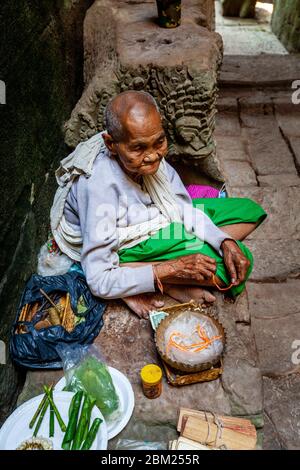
top-left (51, 91), bottom-right (266, 318)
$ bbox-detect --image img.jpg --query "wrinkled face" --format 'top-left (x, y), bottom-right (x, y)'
top-left (105, 106), bottom-right (168, 177)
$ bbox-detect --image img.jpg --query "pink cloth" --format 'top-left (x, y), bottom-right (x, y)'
top-left (186, 184), bottom-right (219, 199)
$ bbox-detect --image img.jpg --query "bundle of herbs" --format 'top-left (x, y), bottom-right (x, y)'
top-left (16, 290), bottom-right (88, 334)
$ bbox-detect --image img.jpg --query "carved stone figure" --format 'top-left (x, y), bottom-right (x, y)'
top-left (64, 0), bottom-right (224, 181)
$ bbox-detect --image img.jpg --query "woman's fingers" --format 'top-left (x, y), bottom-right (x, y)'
top-left (237, 257), bottom-right (250, 283)
top-left (225, 253), bottom-right (238, 285)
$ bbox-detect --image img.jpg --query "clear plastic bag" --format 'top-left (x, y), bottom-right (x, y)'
top-left (115, 439), bottom-right (167, 450)
top-left (164, 312), bottom-right (223, 366)
top-left (37, 243), bottom-right (73, 277)
top-left (57, 344), bottom-right (120, 419)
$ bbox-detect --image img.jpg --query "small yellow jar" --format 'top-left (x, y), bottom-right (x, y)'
top-left (140, 364), bottom-right (163, 399)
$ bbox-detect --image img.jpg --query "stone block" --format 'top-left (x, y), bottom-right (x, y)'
top-left (241, 124), bottom-right (297, 177)
top-left (64, 0), bottom-right (224, 180)
top-left (244, 239), bottom-right (300, 282)
top-left (257, 174), bottom-right (300, 187)
top-left (263, 412), bottom-right (283, 450)
top-left (274, 99), bottom-right (300, 139)
top-left (221, 160), bottom-right (257, 186)
top-left (263, 375), bottom-right (300, 449)
top-left (290, 137), bottom-right (300, 170)
top-left (226, 187), bottom-right (300, 241)
top-left (215, 111), bottom-right (242, 137)
top-left (247, 280), bottom-right (300, 321)
top-left (216, 135), bottom-right (250, 161)
top-left (248, 281), bottom-right (300, 377)
top-left (250, 299), bottom-right (300, 375)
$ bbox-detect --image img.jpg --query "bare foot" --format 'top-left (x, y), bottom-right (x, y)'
top-left (164, 285), bottom-right (216, 305)
top-left (122, 294), bottom-right (165, 319)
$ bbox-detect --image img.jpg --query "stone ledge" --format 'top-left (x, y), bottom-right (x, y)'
top-left (219, 55), bottom-right (300, 87)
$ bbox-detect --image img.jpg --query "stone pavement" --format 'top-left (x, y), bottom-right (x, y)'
top-left (215, 85), bottom-right (300, 449)
top-left (215, 0), bottom-right (288, 56)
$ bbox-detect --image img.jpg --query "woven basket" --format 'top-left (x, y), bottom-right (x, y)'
top-left (155, 305), bottom-right (225, 373)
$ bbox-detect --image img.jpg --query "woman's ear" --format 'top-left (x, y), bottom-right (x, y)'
top-left (103, 132), bottom-right (117, 155)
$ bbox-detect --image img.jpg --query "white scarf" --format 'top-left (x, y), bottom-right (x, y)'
top-left (50, 132), bottom-right (182, 261)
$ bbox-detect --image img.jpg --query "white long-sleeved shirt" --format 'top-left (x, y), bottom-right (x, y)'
top-left (64, 148), bottom-right (228, 299)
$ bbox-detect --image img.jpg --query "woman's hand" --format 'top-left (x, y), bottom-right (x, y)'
top-left (221, 239), bottom-right (250, 286)
top-left (153, 253), bottom-right (217, 284)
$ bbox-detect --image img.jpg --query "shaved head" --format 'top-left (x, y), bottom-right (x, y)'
top-left (103, 90), bottom-right (167, 177)
top-left (105, 90), bottom-right (159, 142)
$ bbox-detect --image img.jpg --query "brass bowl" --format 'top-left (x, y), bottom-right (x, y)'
top-left (155, 307), bottom-right (225, 373)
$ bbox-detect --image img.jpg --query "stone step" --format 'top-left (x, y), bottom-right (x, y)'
top-left (219, 54), bottom-right (300, 87)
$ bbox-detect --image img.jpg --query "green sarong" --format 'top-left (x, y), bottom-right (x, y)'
top-left (119, 197), bottom-right (267, 296)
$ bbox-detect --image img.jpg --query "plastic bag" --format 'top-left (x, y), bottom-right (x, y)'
top-left (10, 272), bottom-right (106, 369)
top-left (37, 242), bottom-right (73, 276)
top-left (115, 439), bottom-right (167, 450)
top-left (58, 344), bottom-right (120, 419)
top-left (164, 312), bottom-right (223, 366)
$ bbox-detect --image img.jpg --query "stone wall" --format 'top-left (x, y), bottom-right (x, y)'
top-left (0, 0), bottom-right (93, 424)
top-left (272, 0), bottom-right (300, 52)
top-left (64, 0), bottom-right (224, 181)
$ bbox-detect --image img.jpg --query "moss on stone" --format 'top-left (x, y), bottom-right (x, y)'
top-left (0, 0), bottom-right (92, 423)
top-left (271, 0), bottom-right (300, 53)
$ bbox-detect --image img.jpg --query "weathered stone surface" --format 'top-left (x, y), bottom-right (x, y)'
top-left (249, 282), bottom-right (300, 376)
top-left (216, 2), bottom-right (288, 57)
top-left (263, 375), bottom-right (300, 449)
top-left (17, 370), bottom-right (63, 407)
top-left (64, 0), bottom-right (224, 180)
top-left (244, 240), bottom-right (300, 281)
top-left (262, 412), bottom-right (283, 450)
top-left (221, 160), bottom-right (257, 186)
top-left (227, 186), bottom-right (300, 242)
top-left (274, 99), bottom-right (300, 139)
top-left (257, 174), bottom-right (300, 187)
top-left (215, 111), bottom-right (241, 137)
top-left (248, 281), bottom-right (300, 378)
top-left (247, 280), bottom-right (300, 321)
top-left (0, 0), bottom-right (94, 424)
top-left (216, 135), bottom-right (250, 162)
top-left (14, 291), bottom-right (263, 440)
top-left (245, 127), bottom-right (296, 176)
top-left (219, 55), bottom-right (300, 87)
top-left (238, 97), bottom-right (297, 176)
top-left (290, 137), bottom-right (300, 171)
top-left (215, 295), bottom-right (263, 419)
top-left (221, 0), bottom-right (256, 18)
top-left (272, 0), bottom-right (300, 53)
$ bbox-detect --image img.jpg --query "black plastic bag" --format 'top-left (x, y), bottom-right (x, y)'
top-left (9, 272), bottom-right (106, 369)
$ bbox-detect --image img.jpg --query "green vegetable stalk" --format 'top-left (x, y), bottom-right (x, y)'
top-left (71, 394), bottom-right (94, 450)
top-left (81, 418), bottom-right (102, 450)
top-left (49, 388), bottom-right (55, 437)
top-left (33, 395), bottom-right (49, 437)
top-left (62, 391), bottom-right (83, 450)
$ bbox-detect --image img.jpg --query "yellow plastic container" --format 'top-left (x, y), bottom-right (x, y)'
top-left (140, 364), bottom-right (163, 399)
